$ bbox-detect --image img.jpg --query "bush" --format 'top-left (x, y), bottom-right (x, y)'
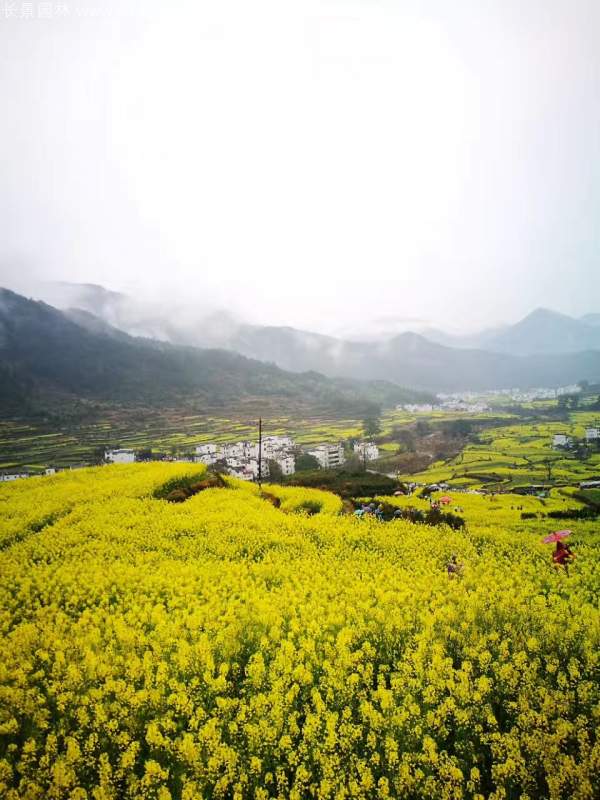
top-left (298, 500), bottom-right (322, 516)
top-left (154, 471), bottom-right (225, 502)
top-left (286, 469), bottom-right (397, 498)
top-left (547, 508), bottom-right (597, 520)
top-left (295, 453), bottom-right (321, 472)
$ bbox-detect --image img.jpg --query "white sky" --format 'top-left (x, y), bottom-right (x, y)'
top-left (1, 0), bottom-right (599, 335)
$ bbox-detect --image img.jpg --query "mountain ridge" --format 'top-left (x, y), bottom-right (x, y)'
top-left (0, 288), bottom-right (431, 415)
top-left (6, 282), bottom-right (600, 391)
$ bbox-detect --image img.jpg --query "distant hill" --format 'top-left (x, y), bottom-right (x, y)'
top-left (225, 325), bottom-right (600, 391)
top-left (0, 289), bottom-right (431, 415)
top-left (478, 308), bottom-right (600, 355)
top-left (422, 308), bottom-right (600, 356)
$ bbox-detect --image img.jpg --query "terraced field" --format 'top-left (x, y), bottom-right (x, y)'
top-left (0, 409), bottom-right (364, 473)
top-left (374, 487), bottom-right (587, 530)
top-left (399, 412), bottom-right (600, 490)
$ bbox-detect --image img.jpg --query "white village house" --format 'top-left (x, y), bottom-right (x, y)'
top-left (585, 427), bottom-right (600, 442)
top-left (194, 443), bottom-right (220, 465)
top-left (308, 443), bottom-right (345, 470)
top-left (0, 472), bottom-right (29, 482)
top-left (353, 441), bottom-right (380, 462)
top-left (261, 436), bottom-right (293, 457)
top-left (275, 454), bottom-right (295, 476)
top-left (106, 448), bottom-right (136, 464)
top-left (552, 433), bottom-right (573, 449)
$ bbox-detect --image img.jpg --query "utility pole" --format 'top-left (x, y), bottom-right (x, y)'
top-left (258, 417), bottom-right (262, 489)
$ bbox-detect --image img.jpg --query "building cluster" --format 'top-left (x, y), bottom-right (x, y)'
top-left (400, 386), bottom-right (588, 415)
top-left (0, 471), bottom-right (31, 482)
top-left (194, 435), bottom-right (296, 482)
top-left (485, 385), bottom-right (581, 402)
top-left (194, 436), bottom-right (380, 479)
top-left (0, 467), bottom-right (56, 482)
top-left (400, 400), bottom-right (489, 414)
top-left (414, 386), bottom-right (583, 410)
top-left (4, 436), bottom-right (381, 485)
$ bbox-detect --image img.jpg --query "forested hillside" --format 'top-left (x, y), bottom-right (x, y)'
top-left (0, 289), bottom-right (431, 414)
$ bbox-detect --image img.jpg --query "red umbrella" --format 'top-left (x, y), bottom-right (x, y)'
top-left (440, 496), bottom-right (452, 504)
top-left (542, 530), bottom-right (572, 544)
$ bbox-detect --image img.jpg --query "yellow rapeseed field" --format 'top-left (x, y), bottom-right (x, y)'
top-left (1, 465), bottom-right (599, 799)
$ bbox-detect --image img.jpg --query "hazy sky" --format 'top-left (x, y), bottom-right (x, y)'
top-left (1, 0), bottom-right (599, 336)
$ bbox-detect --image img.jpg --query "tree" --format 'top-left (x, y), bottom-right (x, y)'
top-left (295, 453), bottom-right (321, 472)
top-left (208, 458), bottom-right (229, 475)
top-left (344, 453), bottom-right (365, 473)
top-left (363, 415), bottom-right (381, 439)
top-left (574, 444), bottom-right (591, 461)
top-left (267, 459), bottom-right (283, 482)
top-left (397, 429), bottom-right (416, 452)
top-left (415, 420), bottom-right (431, 437)
top-left (92, 445), bottom-right (108, 466)
top-left (446, 419), bottom-right (473, 438)
top-left (541, 458), bottom-right (558, 482)
top-left (559, 393), bottom-right (580, 410)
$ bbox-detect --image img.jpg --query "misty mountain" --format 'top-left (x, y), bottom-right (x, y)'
top-left (415, 324), bottom-right (511, 351)
top-left (479, 308), bottom-right (600, 355)
top-left (0, 289), bottom-right (431, 414)
top-left (228, 326), bottom-right (600, 391)
top-left (27, 280), bottom-right (244, 349)
top-left (420, 309), bottom-right (600, 355)
top-left (18, 281), bottom-right (600, 390)
top-left (64, 308), bottom-right (133, 342)
top-left (38, 281), bottom-right (130, 322)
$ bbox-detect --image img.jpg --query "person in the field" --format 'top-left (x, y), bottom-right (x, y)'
top-left (447, 554), bottom-right (463, 578)
top-left (552, 540), bottom-right (575, 576)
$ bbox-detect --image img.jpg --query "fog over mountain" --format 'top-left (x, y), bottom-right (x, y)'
top-left (1, 288), bottom-right (432, 414)
top-left (7, 281), bottom-right (600, 393)
top-left (22, 280), bottom-right (600, 356)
